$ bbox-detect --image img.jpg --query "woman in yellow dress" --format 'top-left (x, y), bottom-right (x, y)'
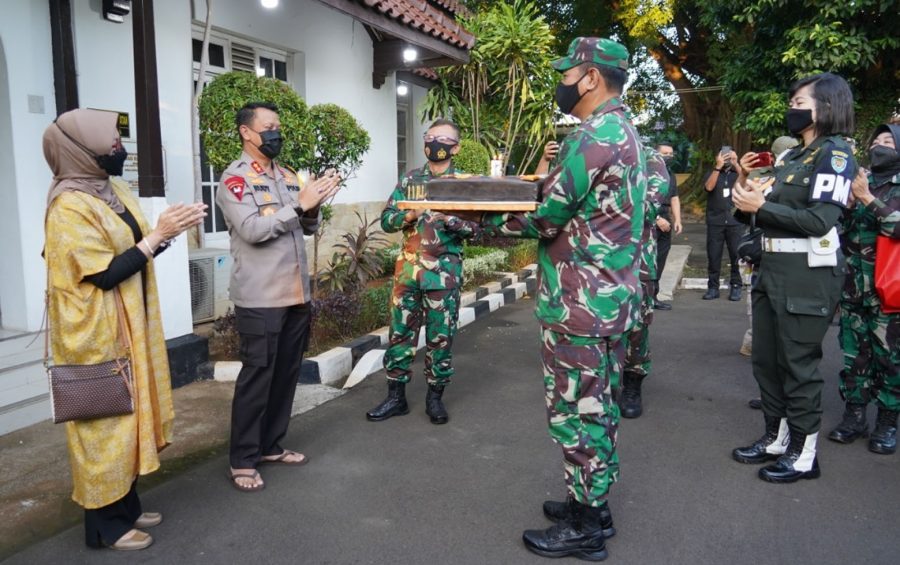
top-left (43, 109), bottom-right (206, 550)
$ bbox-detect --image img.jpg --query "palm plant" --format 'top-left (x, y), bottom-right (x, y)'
top-left (421, 0), bottom-right (558, 174)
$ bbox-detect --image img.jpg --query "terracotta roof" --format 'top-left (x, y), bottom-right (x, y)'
top-left (412, 67), bottom-right (439, 81)
top-left (429, 0), bottom-right (471, 18)
top-left (361, 0), bottom-right (475, 50)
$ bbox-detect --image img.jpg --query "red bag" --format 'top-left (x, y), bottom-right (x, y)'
top-left (875, 235), bottom-right (900, 313)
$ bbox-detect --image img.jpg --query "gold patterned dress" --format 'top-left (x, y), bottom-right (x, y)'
top-left (45, 179), bottom-right (174, 509)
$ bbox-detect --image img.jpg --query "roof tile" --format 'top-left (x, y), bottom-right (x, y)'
top-left (357, 0), bottom-right (475, 50)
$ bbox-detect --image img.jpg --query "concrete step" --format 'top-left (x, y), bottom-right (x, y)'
top-left (0, 360), bottom-right (50, 435)
top-left (0, 330), bottom-right (45, 368)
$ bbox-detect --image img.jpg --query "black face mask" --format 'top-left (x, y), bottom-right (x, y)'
top-left (869, 145), bottom-right (899, 172)
top-left (256, 129), bottom-right (283, 159)
top-left (554, 72), bottom-right (589, 115)
top-left (785, 108), bottom-right (814, 135)
top-left (425, 140), bottom-right (455, 163)
top-left (96, 148), bottom-right (128, 177)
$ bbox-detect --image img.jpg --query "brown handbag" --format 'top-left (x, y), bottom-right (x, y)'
top-left (45, 288), bottom-right (135, 423)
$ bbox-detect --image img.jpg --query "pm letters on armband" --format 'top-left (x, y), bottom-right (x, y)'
top-left (811, 174), bottom-right (850, 206)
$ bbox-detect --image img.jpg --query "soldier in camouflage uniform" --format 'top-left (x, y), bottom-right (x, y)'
top-left (366, 119), bottom-right (482, 425)
top-left (829, 124), bottom-right (900, 455)
top-left (621, 148), bottom-right (671, 419)
top-left (483, 38), bottom-right (645, 561)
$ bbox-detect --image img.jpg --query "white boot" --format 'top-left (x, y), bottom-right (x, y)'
top-left (759, 429), bottom-right (820, 483)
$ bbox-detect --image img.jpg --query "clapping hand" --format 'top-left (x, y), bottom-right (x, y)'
top-left (300, 169), bottom-right (342, 211)
top-left (851, 169), bottom-right (873, 207)
top-left (154, 202), bottom-right (208, 240)
top-left (732, 179), bottom-right (766, 213)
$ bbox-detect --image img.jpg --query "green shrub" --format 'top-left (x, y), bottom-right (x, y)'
top-left (357, 282), bottom-right (393, 331)
top-left (463, 249), bottom-right (508, 281)
top-left (463, 244), bottom-right (500, 259)
top-left (376, 243), bottom-right (401, 277)
top-left (198, 71), bottom-right (314, 172)
top-left (454, 138), bottom-right (491, 175)
top-left (504, 241), bottom-right (538, 271)
top-left (307, 103), bottom-right (370, 177)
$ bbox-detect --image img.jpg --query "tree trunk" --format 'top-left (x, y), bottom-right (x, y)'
top-left (648, 47), bottom-right (750, 204)
top-left (190, 0), bottom-right (213, 249)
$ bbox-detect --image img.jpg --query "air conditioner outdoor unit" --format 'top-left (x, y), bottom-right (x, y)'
top-left (188, 248), bottom-right (233, 324)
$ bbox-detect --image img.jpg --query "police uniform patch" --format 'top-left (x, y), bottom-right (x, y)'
top-left (260, 205), bottom-right (277, 216)
top-left (251, 161), bottom-right (265, 175)
top-left (263, 192), bottom-right (272, 202)
top-left (831, 155), bottom-right (847, 173)
top-left (224, 175), bottom-right (245, 200)
top-left (286, 184), bottom-right (300, 192)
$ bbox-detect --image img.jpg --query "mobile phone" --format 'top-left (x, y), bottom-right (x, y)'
top-left (720, 146), bottom-right (732, 155)
top-left (755, 151), bottom-right (774, 167)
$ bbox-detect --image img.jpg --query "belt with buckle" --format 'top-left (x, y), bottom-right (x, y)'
top-left (762, 237), bottom-right (809, 253)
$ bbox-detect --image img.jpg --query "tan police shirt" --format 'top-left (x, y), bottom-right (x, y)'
top-left (215, 151), bottom-right (320, 308)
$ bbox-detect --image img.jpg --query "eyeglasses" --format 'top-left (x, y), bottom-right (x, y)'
top-left (423, 134), bottom-right (458, 144)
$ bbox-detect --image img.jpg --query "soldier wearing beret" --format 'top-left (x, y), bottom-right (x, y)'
top-left (216, 102), bottom-right (340, 492)
top-left (483, 37), bottom-right (646, 561)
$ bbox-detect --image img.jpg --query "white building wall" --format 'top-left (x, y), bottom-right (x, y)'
top-left (192, 0), bottom-right (399, 205)
top-left (0, 1), bottom-right (57, 332)
top-left (1, 0), bottom-right (432, 333)
top-left (71, 0), bottom-right (195, 340)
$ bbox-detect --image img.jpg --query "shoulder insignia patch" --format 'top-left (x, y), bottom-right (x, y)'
top-left (831, 155), bottom-right (848, 174)
top-left (224, 175), bottom-right (245, 200)
top-left (831, 150), bottom-right (849, 158)
top-left (251, 161), bottom-right (265, 175)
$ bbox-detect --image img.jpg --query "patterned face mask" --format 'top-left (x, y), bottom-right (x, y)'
top-left (425, 139), bottom-right (456, 163)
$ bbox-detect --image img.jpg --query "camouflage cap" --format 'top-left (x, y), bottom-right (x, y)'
top-left (551, 37), bottom-right (629, 72)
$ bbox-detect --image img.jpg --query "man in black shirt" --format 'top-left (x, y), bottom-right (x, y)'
top-left (653, 142), bottom-right (682, 310)
top-left (703, 147), bottom-right (743, 301)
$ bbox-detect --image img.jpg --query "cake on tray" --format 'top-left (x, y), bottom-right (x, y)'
top-left (424, 175), bottom-right (542, 202)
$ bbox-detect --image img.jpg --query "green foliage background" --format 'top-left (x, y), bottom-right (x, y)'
top-left (198, 72), bottom-right (314, 172)
top-left (422, 0), bottom-right (559, 174)
top-left (307, 103), bottom-right (371, 177)
top-left (454, 139), bottom-right (491, 175)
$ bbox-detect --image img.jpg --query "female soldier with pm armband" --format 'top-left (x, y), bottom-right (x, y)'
top-left (730, 72), bottom-right (857, 484)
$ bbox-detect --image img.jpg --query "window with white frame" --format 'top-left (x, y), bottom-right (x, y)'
top-left (191, 27), bottom-right (298, 236)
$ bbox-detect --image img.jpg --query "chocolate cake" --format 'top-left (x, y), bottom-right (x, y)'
top-left (425, 176), bottom-right (542, 202)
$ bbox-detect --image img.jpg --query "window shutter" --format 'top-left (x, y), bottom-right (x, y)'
top-left (231, 42), bottom-right (256, 73)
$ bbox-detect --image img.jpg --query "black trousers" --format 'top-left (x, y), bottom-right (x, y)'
top-left (84, 481), bottom-right (141, 548)
top-left (230, 304), bottom-right (311, 469)
top-left (706, 223), bottom-right (743, 289)
top-left (654, 227), bottom-right (672, 299)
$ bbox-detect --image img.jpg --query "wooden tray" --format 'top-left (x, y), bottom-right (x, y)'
top-left (398, 200), bottom-right (538, 212)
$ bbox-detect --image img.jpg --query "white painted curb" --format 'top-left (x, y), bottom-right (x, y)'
top-left (308, 347), bottom-right (353, 387)
top-left (343, 349), bottom-right (386, 389)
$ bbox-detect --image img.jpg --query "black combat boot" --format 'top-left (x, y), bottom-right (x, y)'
top-left (827, 402), bottom-right (868, 444)
top-left (542, 497), bottom-right (616, 538)
top-left (365, 380), bottom-right (409, 421)
top-left (868, 408), bottom-right (898, 455)
top-left (620, 372), bottom-right (643, 419)
top-left (732, 415), bottom-right (788, 464)
top-left (425, 384), bottom-right (448, 425)
top-left (728, 284), bottom-right (742, 301)
top-left (759, 428), bottom-right (820, 483)
top-left (523, 501), bottom-right (608, 561)
top-left (702, 288), bottom-right (720, 300)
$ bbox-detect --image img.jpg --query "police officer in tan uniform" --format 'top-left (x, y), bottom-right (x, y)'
top-left (216, 101), bottom-right (340, 492)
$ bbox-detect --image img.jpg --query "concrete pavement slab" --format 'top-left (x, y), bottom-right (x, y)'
top-left (5, 293), bottom-right (898, 564)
